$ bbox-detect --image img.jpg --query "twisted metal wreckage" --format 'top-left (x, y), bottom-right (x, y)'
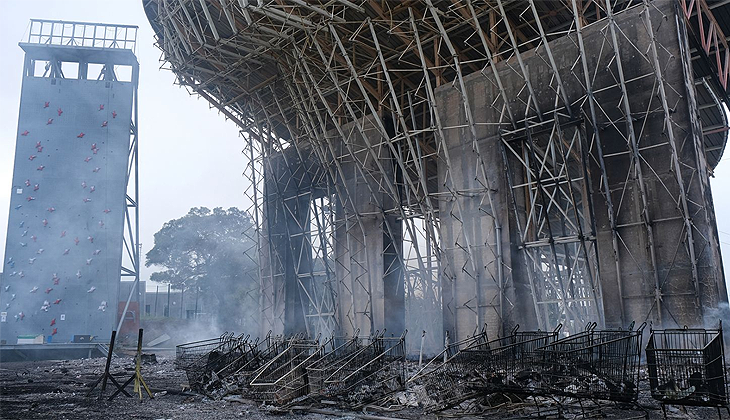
top-left (144, 0), bottom-right (730, 353)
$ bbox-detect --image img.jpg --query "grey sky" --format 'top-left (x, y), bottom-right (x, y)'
top-left (0, 0), bottom-right (249, 291)
top-left (2, 0), bottom-right (730, 296)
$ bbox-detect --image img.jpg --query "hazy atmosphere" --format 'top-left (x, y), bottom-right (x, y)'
top-left (0, 0), bottom-right (249, 291)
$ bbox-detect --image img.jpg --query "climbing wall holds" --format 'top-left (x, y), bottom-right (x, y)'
top-left (77, 132), bottom-right (85, 138)
top-left (76, 270), bottom-right (82, 279)
top-left (93, 249), bottom-right (101, 255)
top-left (28, 258), bottom-right (36, 264)
top-left (14, 205), bottom-right (22, 210)
top-left (41, 301), bottom-right (49, 312)
top-left (93, 167), bottom-right (100, 173)
top-left (62, 249), bottom-right (69, 255)
top-left (50, 318), bottom-right (56, 326)
top-left (101, 121), bottom-right (107, 127)
top-left (98, 301), bottom-right (107, 312)
top-left (82, 181), bottom-right (87, 189)
top-left (28, 155), bottom-right (36, 161)
top-left (87, 236), bottom-right (94, 243)
top-left (112, 110), bottom-right (117, 118)
top-left (53, 299), bottom-right (61, 305)
top-left (30, 235), bottom-right (36, 242)
top-left (83, 197), bottom-right (91, 203)
top-left (84, 157), bottom-right (92, 162)
top-left (51, 328), bottom-right (57, 336)
top-left (47, 207), bottom-right (54, 212)
top-left (86, 258), bottom-right (93, 265)
top-left (25, 179), bottom-right (31, 187)
top-left (30, 286), bottom-right (38, 293)
top-left (26, 196), bottom-right (35, 202)
top-left (60, 230), bottom-right (66, 238)
top-left (46, 118), bottom-right (53, 125)
top-left (36, 249), bottom-right (44, 254)
top-left (42, 219), bottom-right (48, 226)
top-left (37, 165), bottom-right (45, 171)
top-left (90, 186), bottom-right (96, 193)
top-left (21, 130), bottom-right (29, 136)
top-left (98, 221), bottom-right (104, 228)
top-left (87, 286), bottom-right (96, 293)
top-left (103, 209), bottom-right (111, 214)
top-left (57, 108), bottom-right (63, 116)
top-left (45, 288), bottom-right (53, 294)
top-left (99, 104), bottom-right (104, 111)
top-left (44, 101), bottom-right (49, 108)
top-left (74, 237), bottom-right (79, 245)
top-left (33, 184), bottom-right (39, 191)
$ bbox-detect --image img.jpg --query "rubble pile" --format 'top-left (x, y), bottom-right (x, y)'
top-left (171, 324), bottom-right (730, 417)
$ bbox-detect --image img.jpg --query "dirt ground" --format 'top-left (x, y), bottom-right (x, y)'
top-left (1, 353), bottom-right (728, 420)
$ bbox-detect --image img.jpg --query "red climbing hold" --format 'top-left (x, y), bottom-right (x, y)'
top-left (53, 299), bottom-right (61, 304)
top-left (45, 288), bottom-right (53, 294)
top-left (52, 328), bottom-right (57, 336)
top-left (37, 165), bottom-right (45, 171)
top-left (74, 237), bottom-right (80, 245)
top-left (33, 184), bottom-right (39, 191)
top-left (21, 130), bottom-right (29, 136)
top-left (91, 143), bottom-right (97, 150)
top-left (36, 146), bottom-right (43, 152)
top-left (50, 318), bottom-right (56, 326)
top-left (103, 209), bottom-right (111, 214)
top-left (60, 231), bottom-right (66, 238)
top-left (112, 110), bottom-right (117, 118)
top-left (99, 104), bottom-right (104, 110)
top-left (77, 132), bottom-right (85, 138)
top-left (84, 157), bottom-right (92, 162)
top-left (46, 118), bottom-right (53, 125)
top-left (57, 108), bottom-right (63, 116)
top-left (101, 121), bottom-right (107, 127)
top-left (93, 148), bottom-right (99, 154)
top-left (44, 101), bottom-right (49, 108)
top-left (28, 155), bottom-right (36, 161)
top-left (26, 196), bottom-right (35, 202)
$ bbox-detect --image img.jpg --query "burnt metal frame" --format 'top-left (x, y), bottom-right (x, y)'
top-left (148, 0), bottom-right (726, 342)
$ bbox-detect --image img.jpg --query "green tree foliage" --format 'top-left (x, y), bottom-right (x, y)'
top-left (145, 207), bottom-right (259, 331)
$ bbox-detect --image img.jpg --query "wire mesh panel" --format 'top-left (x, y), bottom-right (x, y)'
top-left (249, 338), bottom-right (325, 404)
top-left (306, 335), bottom-right (363, 395)
top-left (414, 325), bottom-right (561, 410)
top-left (646, 326), bottom-right (728, 407)
top-left (537, 323), bottom-right (645, 402)
top-left (316, 332), bottom-right (407, 407)
top-left (177, 333), bottom-right (251, 391)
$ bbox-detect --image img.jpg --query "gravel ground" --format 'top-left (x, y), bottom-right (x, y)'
top-left (1, 354), bottom-right (729, 419)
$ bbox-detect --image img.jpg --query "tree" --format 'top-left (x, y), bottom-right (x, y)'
top-left (145, 207), bottom-right (259, 331)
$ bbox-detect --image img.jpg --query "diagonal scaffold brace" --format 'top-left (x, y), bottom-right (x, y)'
top-left (109, 328), bottom-right (154, 401)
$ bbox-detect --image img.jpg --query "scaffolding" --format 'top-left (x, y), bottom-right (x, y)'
top-left (145, 0), bottom-right (729, 344)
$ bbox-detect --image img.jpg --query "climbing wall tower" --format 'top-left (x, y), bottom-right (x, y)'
top-left (0, 20), bottom-right (139, 344)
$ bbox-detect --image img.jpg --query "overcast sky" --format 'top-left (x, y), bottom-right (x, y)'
top-left (2, 0), bottom-right (730, 297)
top-left (0, 0), bottom-right (248, 291)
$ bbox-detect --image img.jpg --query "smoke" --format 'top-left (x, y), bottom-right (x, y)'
top-left (703, 302), bottom-right (730, 331)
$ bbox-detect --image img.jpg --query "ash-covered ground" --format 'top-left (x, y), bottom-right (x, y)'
top-left (0, 354), bottom-right (727, 420)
